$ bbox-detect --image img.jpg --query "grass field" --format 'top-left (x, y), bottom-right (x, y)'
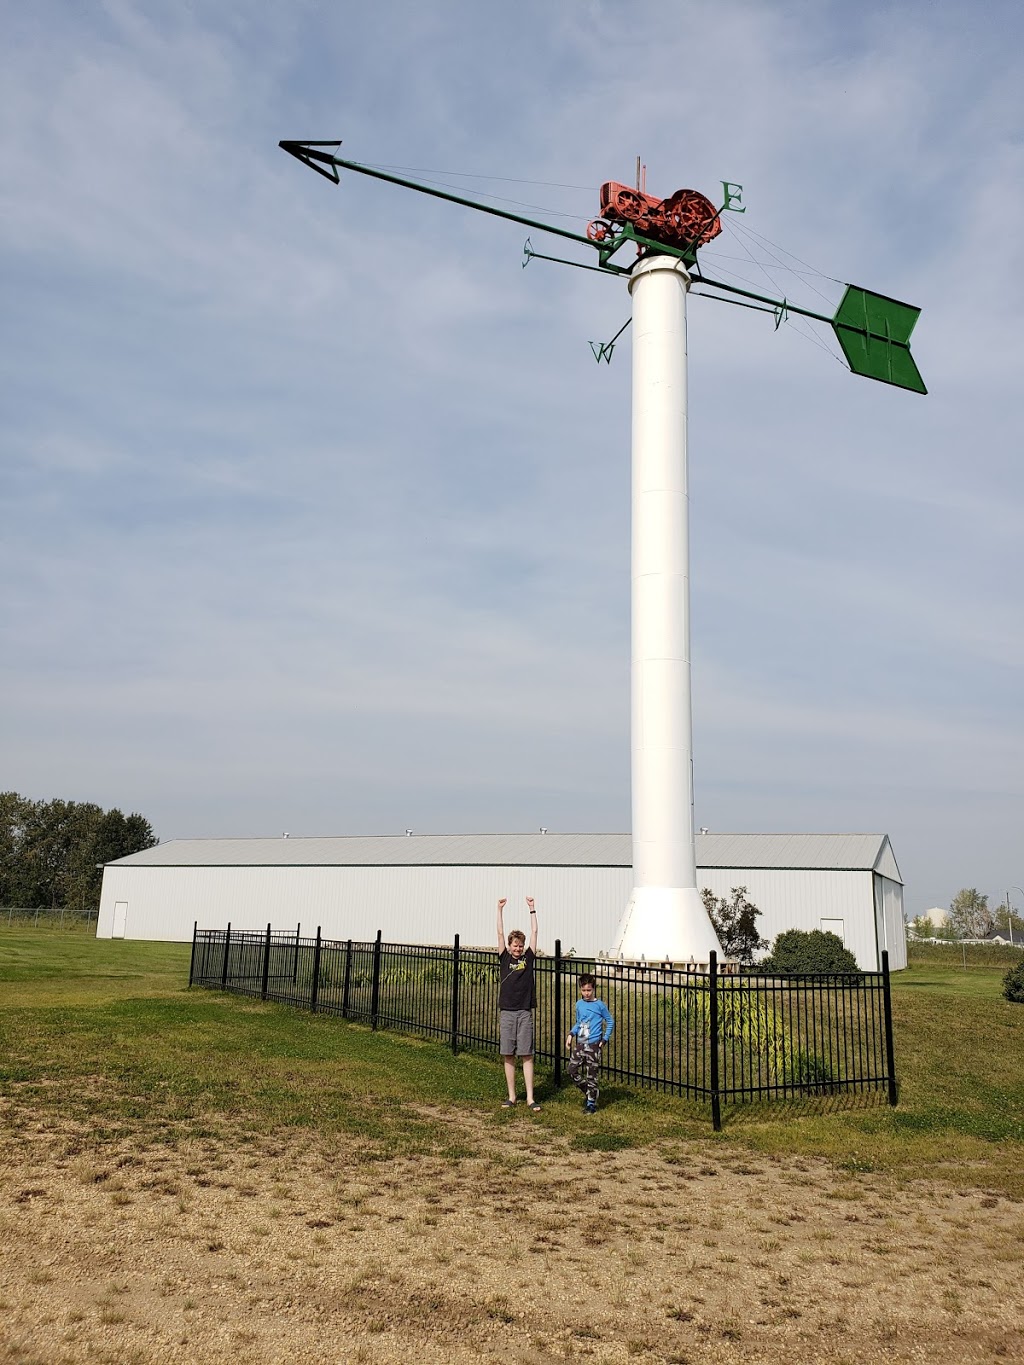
top-left (1, 925), bottom-right (1023, 1364)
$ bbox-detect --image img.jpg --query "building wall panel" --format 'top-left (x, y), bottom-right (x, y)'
top-left (697, 868), bottom-right (880, 968)
top-left (877, 875), bottom-right (907, 969)
top-left (98, 865), bottom-right (634, 955)
top-left (99, 861), bottom-right (891, 968)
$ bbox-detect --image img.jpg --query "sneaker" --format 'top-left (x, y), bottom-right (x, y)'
top-left (584, 1101), bottom-right (597, 1114)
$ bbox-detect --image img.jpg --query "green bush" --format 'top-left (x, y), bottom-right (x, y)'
top-left (787, 1048), bottom-right (836, 1093)
top-left (759, 929), bottom-right (860, 975)
top-left (1002, 962), bottom-right (1024, 1004)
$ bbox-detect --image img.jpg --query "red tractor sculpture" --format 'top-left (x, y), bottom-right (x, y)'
top-left (588, 182), bottom-right (722, 253)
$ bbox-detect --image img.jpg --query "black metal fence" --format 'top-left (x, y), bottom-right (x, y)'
top-left (189, 924), bottom-right (897, 1129)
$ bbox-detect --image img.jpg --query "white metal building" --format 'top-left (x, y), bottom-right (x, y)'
top-left (96, 831), bottom-right (906, 970)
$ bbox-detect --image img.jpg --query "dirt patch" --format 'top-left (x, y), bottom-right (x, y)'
top-left (0, 1109), bottom-right (1022, 1364)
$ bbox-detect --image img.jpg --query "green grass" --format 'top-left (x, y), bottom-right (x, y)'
top-left (887, 959), bottom-right (1024, 1141)
top-left (2, 927), bottom-right (1024, 1194)
top-left (0, 922), bottom-right (188, 1004)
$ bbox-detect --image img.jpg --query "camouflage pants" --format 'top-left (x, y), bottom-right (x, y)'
top-left (567, 1042), bottom-right (602, 1104)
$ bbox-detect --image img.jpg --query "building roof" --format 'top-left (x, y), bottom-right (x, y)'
top-left (980, 927), bottom-right (1022, 945)
top-left (108, 831), bottom-right (901, 879)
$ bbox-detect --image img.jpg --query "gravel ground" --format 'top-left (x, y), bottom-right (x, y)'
top-left (1, 1107), bottom-right (1022, 1365)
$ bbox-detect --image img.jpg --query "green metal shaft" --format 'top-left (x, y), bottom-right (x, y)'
top-left (692, 273), bottom-right (832, 325)
top-left (282, 143), bottom-right (701, 275)
top-left (328, 153), bottom-right (601, 253)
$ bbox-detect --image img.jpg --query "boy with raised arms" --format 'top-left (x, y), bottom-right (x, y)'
top-left (497, 895), bottom-right (540, 1112)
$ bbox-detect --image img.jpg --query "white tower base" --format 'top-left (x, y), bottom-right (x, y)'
top-left (613, 886), bottom-right (722, 964)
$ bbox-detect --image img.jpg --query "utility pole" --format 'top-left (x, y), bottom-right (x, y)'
top-left (1006, 888), bottom-right (1024, 947)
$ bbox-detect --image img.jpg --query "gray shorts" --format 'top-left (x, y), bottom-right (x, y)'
top-left (499, 1009), bottom-right (534, 1057)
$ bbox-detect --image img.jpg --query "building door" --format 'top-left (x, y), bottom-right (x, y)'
top-left (820, 917), bottom-right (845, 943)
top-left (112, 901), bottom-right (128, 939)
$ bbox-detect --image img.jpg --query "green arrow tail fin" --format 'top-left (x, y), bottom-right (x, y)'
top-left (832, 286), bottom-right (926, 394)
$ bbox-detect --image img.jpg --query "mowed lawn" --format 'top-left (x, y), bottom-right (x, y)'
top-left (2, 927), bottom-right (1024, 1365)
top-left (1, 926), bottom-right (1022, 1189)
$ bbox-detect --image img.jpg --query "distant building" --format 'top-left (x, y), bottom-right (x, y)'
top-left (97, 831), bottom-right (906, 971)
top-left (978, 926), bottom-right (1021, 947)
top-left (919, 907), bottom-right (951, 929)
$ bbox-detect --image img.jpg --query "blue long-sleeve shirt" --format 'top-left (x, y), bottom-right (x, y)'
top-left (570, 998), bottom-right (614, 1046)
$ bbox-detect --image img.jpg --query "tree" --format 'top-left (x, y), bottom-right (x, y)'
top-left (908, 913), bottom-right (955, 942)
top-left (0, 792), bottom-right (158, 913)
top-left (0, 791), bottom-right (31, 906)
top-left (948, 888), bottom-right (994, 940)
top-left (701, 886), bottom-right (767, 965)
top-left (94, 808), bottom-right (157, 866)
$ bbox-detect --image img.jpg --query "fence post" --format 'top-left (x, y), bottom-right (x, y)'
top-left (709, 950), bottom-right (721, 1131)
top-left (310, 927), bottom-right (322, 1013)
top-left (370, 929), bottom-right (383, 1030)
top-left (261, 923), bottom-right (272, 1000)
top-left (221, 923), bottom-right (232, 989)
top-left (342, 939), bottom-right (353, 1018)
top-left (451, 933), bottom-right (461, 1054)
top-left (293, 923), bottom-right (301, 984)
top-left (553, 939), bottom-right (563, 1087)
top-left (881, 949), bottom-right (898, 1107)
top-left (188, 921), bottom-right (198, 987)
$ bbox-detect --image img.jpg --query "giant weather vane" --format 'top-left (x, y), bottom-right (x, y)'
top-left (279, 139), bottom-right (925, 964)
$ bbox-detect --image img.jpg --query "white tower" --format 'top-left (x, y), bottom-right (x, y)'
top-left (611, 256), bottom-right (723, 964)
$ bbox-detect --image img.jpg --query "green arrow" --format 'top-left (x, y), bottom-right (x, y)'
top-left (832, 286), bottom-right (926, 394)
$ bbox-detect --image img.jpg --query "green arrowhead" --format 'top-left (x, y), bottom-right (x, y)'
top-left (832, 286), bottom-right (926, 394)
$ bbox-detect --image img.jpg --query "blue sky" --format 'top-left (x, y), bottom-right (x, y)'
top-left (2, 0), bottom-right (1022, 918)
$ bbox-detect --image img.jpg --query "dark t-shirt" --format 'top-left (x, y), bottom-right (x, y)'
top-left (499, 947), bottom-right (536, 1011)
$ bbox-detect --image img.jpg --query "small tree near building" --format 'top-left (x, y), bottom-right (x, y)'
top-left (701, 886), bottom-right (767, 965)
top-left (948, 888), bottom-right (994, 940)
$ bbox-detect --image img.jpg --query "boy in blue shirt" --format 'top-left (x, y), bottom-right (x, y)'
top-left (565, 973), bottom-right (614, 1114)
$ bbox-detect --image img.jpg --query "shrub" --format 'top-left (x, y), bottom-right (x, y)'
top-left (787, 1048), bottom-right (836, 1094)
top-left (759, 929), bottom-right (860, 975)
top-left (1002, 962), bottom-right (1024, 1004)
